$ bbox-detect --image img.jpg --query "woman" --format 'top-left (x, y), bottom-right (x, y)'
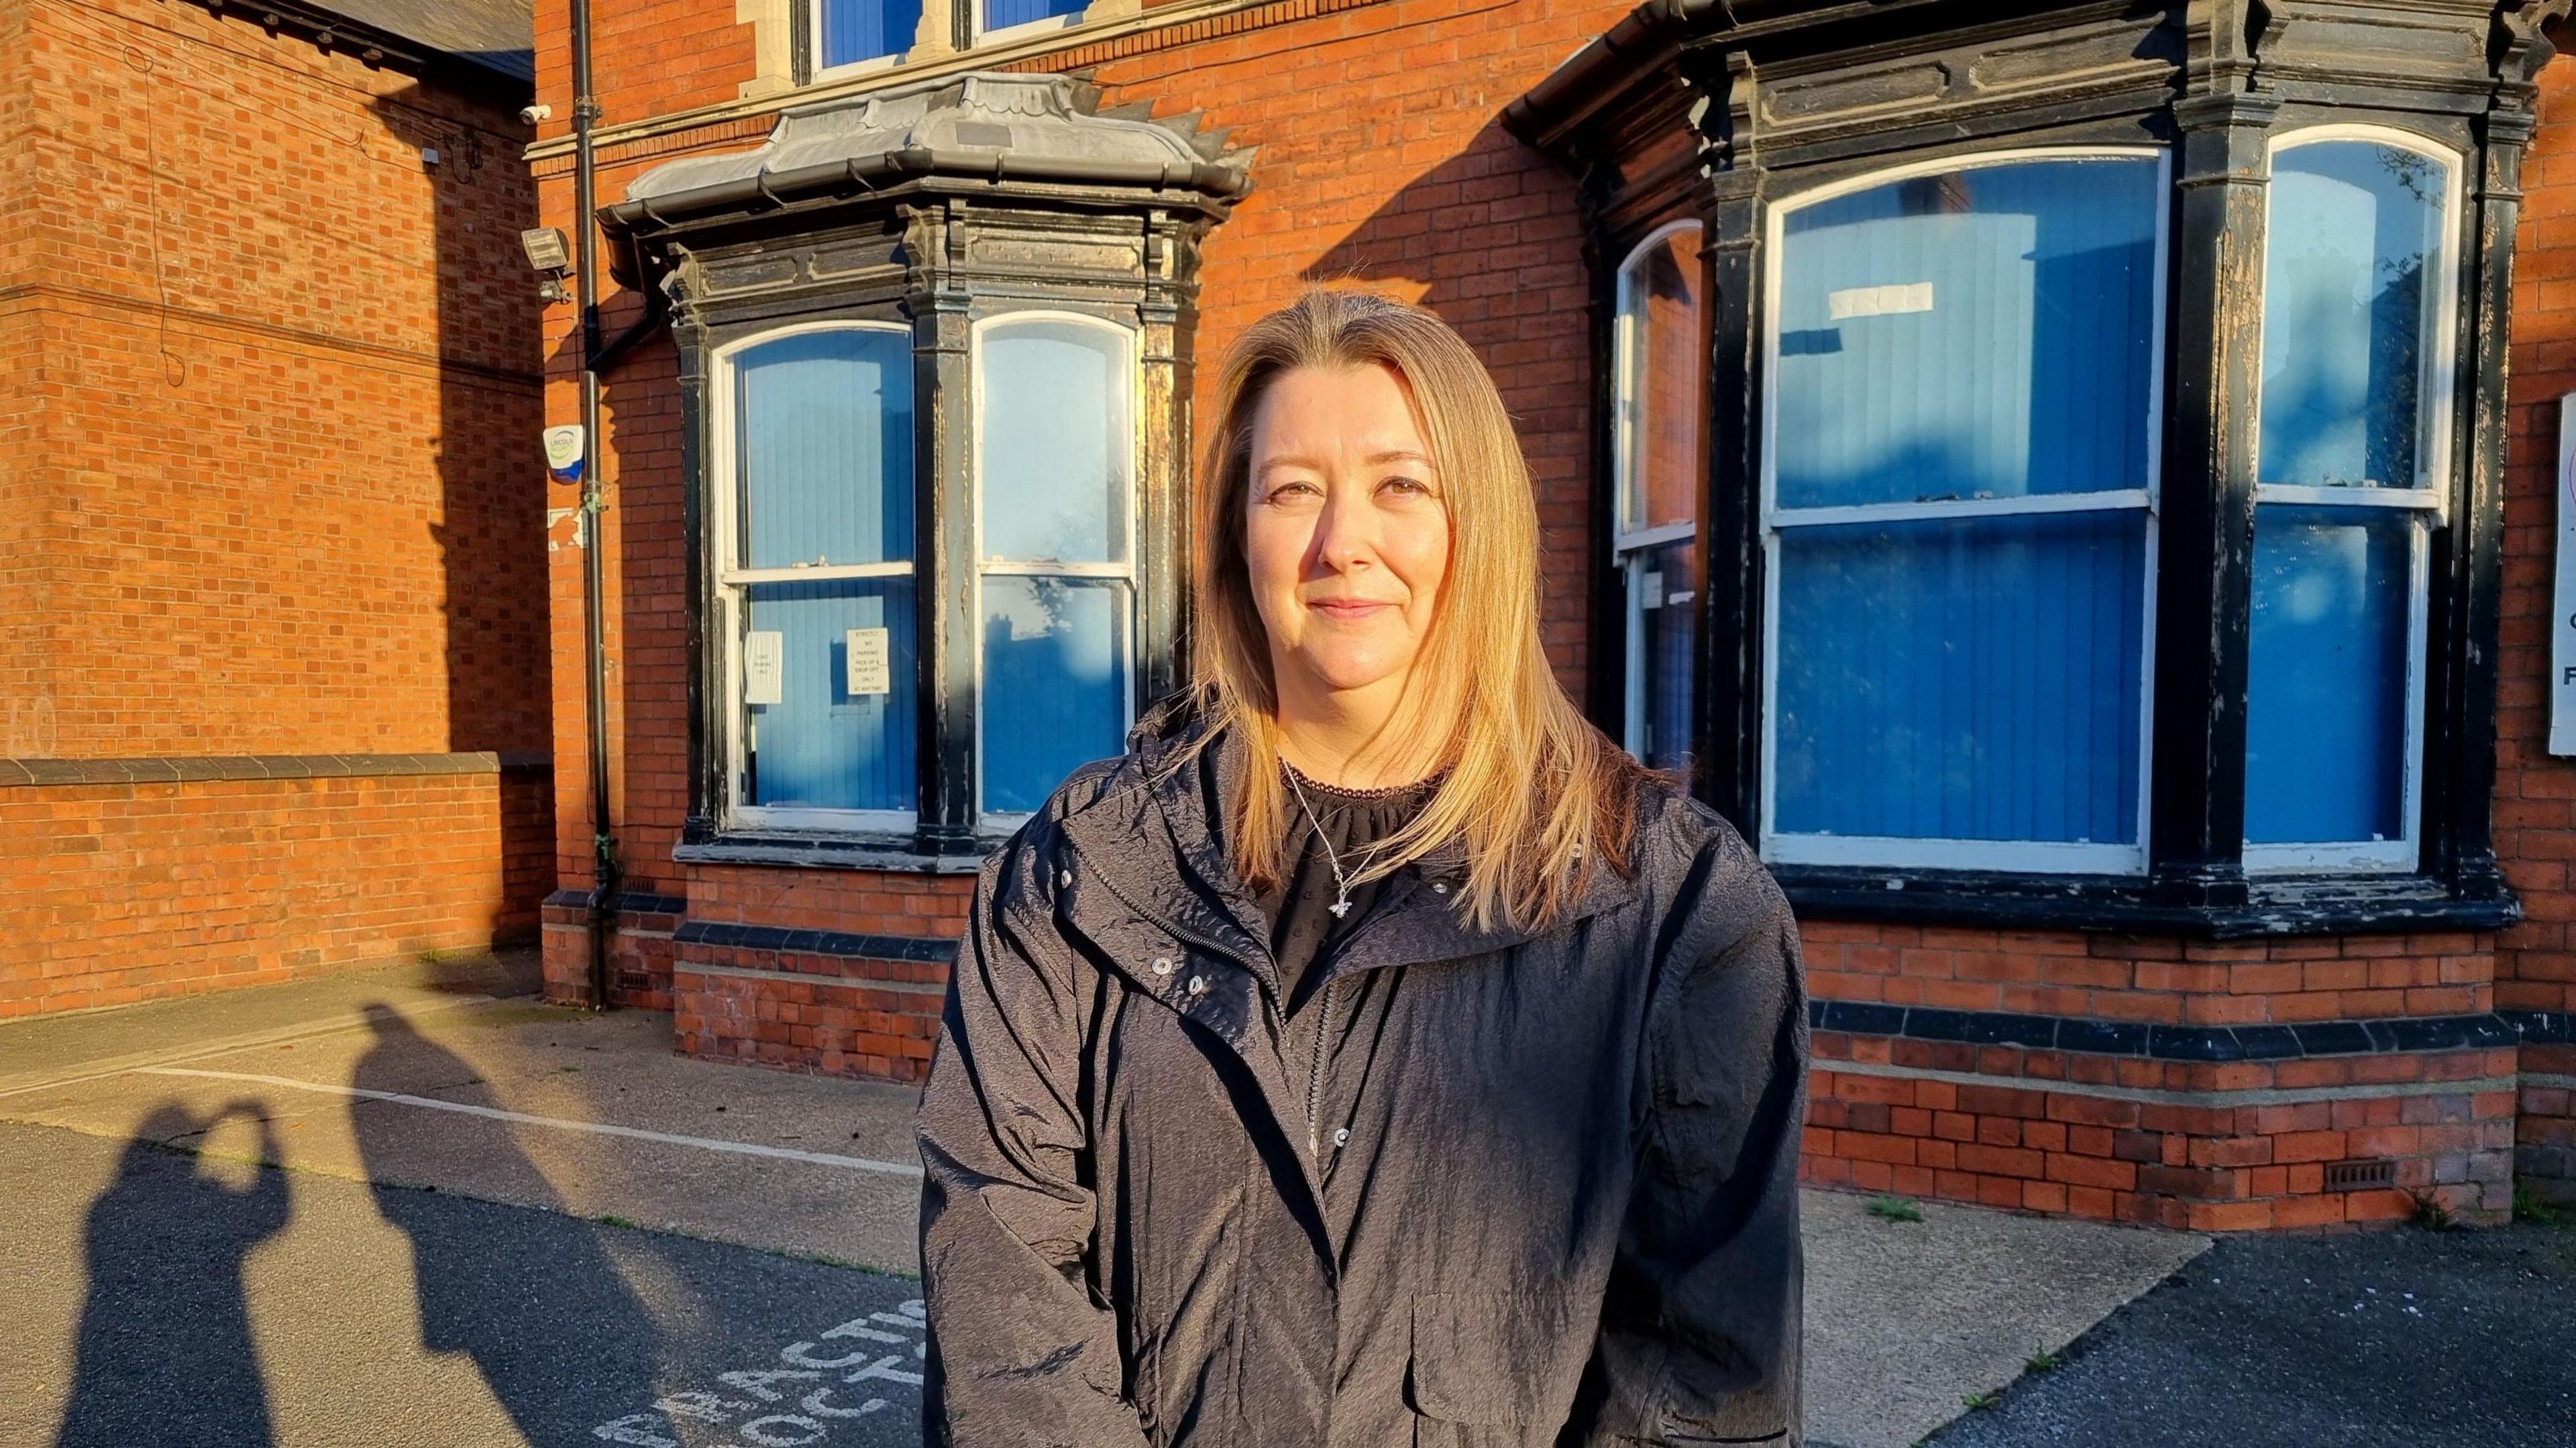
top-left (918, 289), bottom-right (1807, 1447)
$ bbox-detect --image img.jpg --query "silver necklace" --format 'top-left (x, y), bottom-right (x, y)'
top-left (1281, 764), bottom-right (1396, 919)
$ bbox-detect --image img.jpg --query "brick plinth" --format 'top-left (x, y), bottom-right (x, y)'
top-left (2519, 1039), bottom-right (2576, 1206)
top-left (1803, 1032), bottom-right (2521, 1230)
top-left (672, 944), bottom-right (947, 1083)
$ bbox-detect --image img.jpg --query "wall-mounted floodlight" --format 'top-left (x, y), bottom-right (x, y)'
top-left (521, 226), bottom-right (572, 304)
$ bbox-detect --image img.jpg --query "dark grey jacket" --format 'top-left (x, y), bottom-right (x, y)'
top-left (918, 714), bottom-right (1807, 1447)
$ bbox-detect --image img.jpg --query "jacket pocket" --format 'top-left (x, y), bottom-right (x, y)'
top-left (1404, 1290), bottom-right (1592, 1427)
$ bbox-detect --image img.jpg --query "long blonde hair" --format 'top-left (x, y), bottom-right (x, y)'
top-left (1181, 288), bottom-right (1643, 932)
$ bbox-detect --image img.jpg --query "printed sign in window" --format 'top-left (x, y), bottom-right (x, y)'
top-left (1826, 281), bottom-right (1935, 320)
top-left (744, 630), bottom-right (785, 707)
top-left (846, 627), bottom-right (891, 696)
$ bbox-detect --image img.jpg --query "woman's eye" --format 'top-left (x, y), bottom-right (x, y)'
top-left (1381, 476), bottom-right (1434, 498)
top-left (1263, 480), bottom-right (1321, 503)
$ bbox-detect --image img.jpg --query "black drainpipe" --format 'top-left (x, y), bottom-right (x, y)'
top-left (570, 0), bottom-right (618, 1012)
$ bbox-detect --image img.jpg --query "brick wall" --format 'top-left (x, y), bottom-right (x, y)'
top-left (0, 0), bottom-right (551, 1017)
top-left (2499, 36), bottom-right (2576, 1204)
top-left (0, 757), bottom-right (551, 1018)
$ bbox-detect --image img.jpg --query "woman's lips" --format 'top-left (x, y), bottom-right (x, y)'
top-left (1306, 598), bottom-right (1393, 620)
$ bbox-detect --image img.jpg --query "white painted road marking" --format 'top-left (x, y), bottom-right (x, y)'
top-left (127, 1066), bottom-right (926, 1178)
top-left (596, 1300), bottom-right (928, 1447)
top-left (0, 993), bottom-right (501, 1101)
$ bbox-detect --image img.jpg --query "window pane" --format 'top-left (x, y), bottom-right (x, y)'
top-left (742, 579), bottom-right (916, 814)
top-left (1773, 158), bottom-right (2161, 510)
top-left (2245, 506), bottom-right (2412, 846)
top-left (1773, 511), bottom-right (2146, 845)
top-left (982, 577), bottom-right (1128, 814)
top-left (1618, 227), bottom-right (1703, 535)
top-left (820, 0), bottom-right (922, 68)
top-left (735, 329), bottom-right (914, 570)
top-left (1627, 538), bottom-right (1699, 774)
top-left (980, 319), bottom-right (1130, 565)
top-left (2260, 142), bottom-right (2450, 490)
top-left (983, 0), bottom-right (1081, 27)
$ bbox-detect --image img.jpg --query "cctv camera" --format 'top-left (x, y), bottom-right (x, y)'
top-left (521, 103), bottom-right (553, 125)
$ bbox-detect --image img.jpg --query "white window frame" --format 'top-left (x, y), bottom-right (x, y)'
top-left (1613, 220), bottom-right (1706, 763)
top-left (1756, 146), bottom-right (2171, 876)
top-left (969, 309), bottom-right (1141, 829)
top-left (808, 0), bottom-right (910, 82)
top-left (711, 319), bottom-right (920, 836)
top-left (2243, 124), bottom-right (2461, 874)
top-left (974, 0), bottom-right (1083, 46)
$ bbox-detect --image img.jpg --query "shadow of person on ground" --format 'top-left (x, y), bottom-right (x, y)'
top-left (350, 1002), bottom-right (670, 1441)
top-left (54, 1101), bottom-right (289, 1448)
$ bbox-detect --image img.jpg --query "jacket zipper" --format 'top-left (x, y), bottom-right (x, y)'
top-left (1305, 977), bottom-right (1336, 1160)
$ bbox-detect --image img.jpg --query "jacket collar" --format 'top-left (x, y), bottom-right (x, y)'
top-left (1057, 705), bottom-right (1642, 989)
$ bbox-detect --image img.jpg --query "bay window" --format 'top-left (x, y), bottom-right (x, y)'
top-left (602, 73), bottom-right (1243, 862)
top-left (1511, 0), bottom-right (2543, 934)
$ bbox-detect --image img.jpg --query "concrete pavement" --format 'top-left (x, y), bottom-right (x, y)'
top-left (0, 950), bottom-right (2213, 1447)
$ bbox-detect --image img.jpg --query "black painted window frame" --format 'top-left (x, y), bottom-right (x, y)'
top-left (1593, 100), bottom-right (2520, 938)
top-left (680, 282), bottom-right (1175, 866)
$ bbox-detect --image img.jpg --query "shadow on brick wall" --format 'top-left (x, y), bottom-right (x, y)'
top-left (376, 77), bottom-right (555, 940)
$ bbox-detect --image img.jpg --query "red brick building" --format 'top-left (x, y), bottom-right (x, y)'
top-left (0, 0), bottom-right (551, 1017)
top-left (535, 0), bottom-right (2576, 1228)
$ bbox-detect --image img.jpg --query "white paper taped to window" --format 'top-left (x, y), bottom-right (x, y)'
top-left (1827, 282), bottom-right (1934, 321)
top-left (744, 630), bottom-right (784, 707)
top-left (2553, 394), bottom-right (2576, 755)
top-left (846, 626), bottom-right (891, 696)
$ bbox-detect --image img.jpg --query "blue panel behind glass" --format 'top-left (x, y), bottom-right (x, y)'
top-left (2259, 142), bottom-right (2446, 490)
top-left (1773, 511), bottom-right (2146, 845)
top-left (744, 579), bottom-right (916, 813)
top-left (982, 578), bottom-right (1126, 813)
top-left (982, 0), bottom-right (1081, 30)
top-left (821, 0), bottom-right (923, 68)
top-left (1635, 539), bottom-right (1697, 775)
top-left (735, 329), bottom-right (914, 570)
top-left (980, 321), bottom-right (1125, 564)
top-left (1772, 158), bottom-right (2160, 510)
top-left (2245, 506), bottom-right (2410, 845)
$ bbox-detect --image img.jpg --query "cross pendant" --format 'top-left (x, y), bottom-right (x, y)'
top-left (1328, 897), bottom-right (1352, 919)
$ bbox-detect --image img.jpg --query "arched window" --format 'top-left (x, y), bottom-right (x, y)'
top-left (1762, 150), bottom-right (2167, 874)
top-left (1613, 222), bottom-right (1706, 775)
top-left (2245, 129), bottom-right (2459, 871)
top-left (714, 323), bottom-right (920, 830)
top-left (973, 313), bottom-right (1137, 817)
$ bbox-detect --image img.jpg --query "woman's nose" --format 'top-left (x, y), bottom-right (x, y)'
top-left (1310, 490), bottom-right (1377, 573)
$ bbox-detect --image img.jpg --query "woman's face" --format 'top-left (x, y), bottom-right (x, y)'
top-left (1244, 361), bottom-right (1452, 714)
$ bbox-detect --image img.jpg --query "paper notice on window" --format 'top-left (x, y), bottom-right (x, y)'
top-left (1827, 282), bottom-right (1934, 320)
top-left (846, 626), bottom-right (891, 696)
top-left (1641, 571), bottom-right (1665, 610)
top-left (2553, 394), bottom-right (2576, 755)
top-left (743, 630), bottom-right (784, 706)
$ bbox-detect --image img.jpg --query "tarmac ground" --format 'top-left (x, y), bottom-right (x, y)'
top-left (1925, 1213), bottom-right (2576, 1448)
top-left (13, 951), bottom-right (2548, 1447)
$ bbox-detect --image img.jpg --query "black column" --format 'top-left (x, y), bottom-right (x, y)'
top-left (2149, 89), bottom-right (2276, 908)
